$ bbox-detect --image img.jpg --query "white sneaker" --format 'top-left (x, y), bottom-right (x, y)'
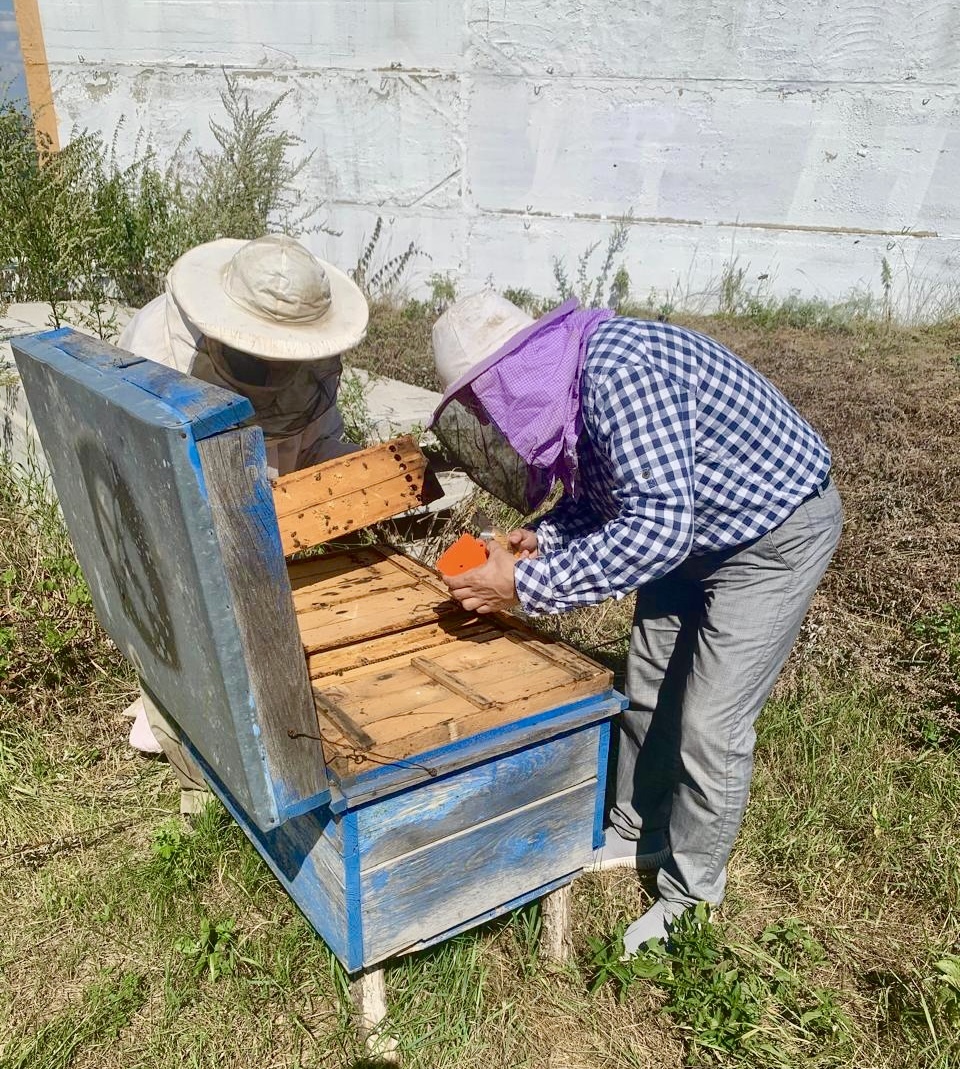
top-left (588, 826), bottom-right (671, 873)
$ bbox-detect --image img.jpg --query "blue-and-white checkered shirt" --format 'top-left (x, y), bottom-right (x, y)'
top-left (514, 318), bottom-right (831, 614)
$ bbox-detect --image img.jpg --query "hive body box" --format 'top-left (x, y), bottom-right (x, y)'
top-left (12, 328), bottom-right (623, 973)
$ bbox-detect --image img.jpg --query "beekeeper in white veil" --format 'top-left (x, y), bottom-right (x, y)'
top-left (120, 233), bottom-right (369, 811)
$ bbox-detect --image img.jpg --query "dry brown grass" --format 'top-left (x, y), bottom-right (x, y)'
top-left (2, 308), bottom-right (959, 1068)
top-left (706, 317), bottom-right (960, 730)
top-left (353, 302), bottom-right (960, 731)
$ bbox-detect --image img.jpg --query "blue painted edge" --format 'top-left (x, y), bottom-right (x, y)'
top-left (182, 424), bottom-right (210, 504)
top-left (334, 689), bottom-right (626, 808)
top-left (277, 786), bottom-right (340, 822)
top-left (128, 358), bottom-right (254, 439)
top-left (11, 332), bottom-right (187, 430)
top-left (13, 327), bottom-right (254, 438)
top-left (31, 326), bottom-right (144, 369)
top-left (348, 720), bottom-right (601, 831)
top-left (592, 721), bottom-right (612, 850)
top-left (368, 871), bottom-right (579, 969)
top-left (32, 327), bottom-right (71, 341)
top-left (342, 811), bottom-right (364, 972)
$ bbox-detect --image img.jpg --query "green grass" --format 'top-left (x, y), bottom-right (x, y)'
top-left (2, 970), bottom-right (147, 1069)
top-left (3, 324), bottom-right (960, 1067)
top-left (1, 487), bottom-right (958, 1068)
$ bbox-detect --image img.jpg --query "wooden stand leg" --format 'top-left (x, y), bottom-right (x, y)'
top-left (350, 966), bottom-right (399, 1063)
top-left (540, 883), bottom-right (574, 964)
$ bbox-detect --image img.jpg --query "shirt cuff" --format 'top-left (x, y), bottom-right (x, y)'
top-left (531, 517), bottom-right (564, 557)
top-left (514, 556), bottom-right (564, 615)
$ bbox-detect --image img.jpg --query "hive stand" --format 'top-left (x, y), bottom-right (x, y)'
top-left (12, 328), bottom-right (624, 1052)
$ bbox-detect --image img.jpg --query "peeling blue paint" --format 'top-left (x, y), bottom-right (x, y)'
top-left (342, 812), bottom-right (364, 971)
top-left (593, 721), bottom-right (612, 849)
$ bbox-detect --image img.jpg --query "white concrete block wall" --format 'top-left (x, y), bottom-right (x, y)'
top-left (37, 0), bottom-right (960, 314)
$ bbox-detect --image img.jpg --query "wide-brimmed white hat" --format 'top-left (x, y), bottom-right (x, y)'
top-left (433, 290), bottom-right (533, 391)
top-left (167, 234), bottom-right (369, 361)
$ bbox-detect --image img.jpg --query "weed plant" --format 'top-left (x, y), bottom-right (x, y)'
top-left (0, 74), bottom-right (315, 336)
top-left (351, 216), bottom-right (423, 300)
top-left (589, 907), bottom-right (854, 1065)
top-left (552, 217), bottom-right (632, 311)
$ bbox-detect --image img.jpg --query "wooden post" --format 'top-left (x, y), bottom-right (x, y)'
top-left (12, 0), bottom-right (59, 151)
top-left (540, 884), bottom-right (574, 964)
top-left (350, 967), bottom-right (399, 1063)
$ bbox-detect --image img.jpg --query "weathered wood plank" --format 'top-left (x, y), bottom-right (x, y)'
top-left (361, 678), bottom-right (599, 755)
top-left (356, 726), bottom-right (601, 870)
top-left (308, 619), bottom-right (498, 679)
top-left (272, 436), bottom-right (443, 553)
top-left (291, 543), bottom-right (451, 601)
top-left (198, 428), bottom-right (331, 811)
top-left (292, 565), bottom-right (419, 615)
top-left (360, 780), bottom-right (597, 961)
top-left (313, 687), bottom-right (377, 750)
top-left (315, 670), bottom-right (613, 777)
top-left (424, 643), bottom-right (610, 703)
top-left (540, 885), bottom-right (574, 964)
top-left (409, 656), bottom-right (498, 708)
top-left (298, 590), bottom-right (462, 654)
top-left (349, 968), bottom-right (399, 1062)
top-left (11, 330), bottom-right (281, 827)
top-left (289, 545), bottom-right (451, 608)
top-left (316, 641), bottom-right (607, 733)
top-left (287, 546), bottom-right (390, 587)
top-left (378, 546), bottom-right (453, 595)
top-left (503, 630), bottom-right (596, 681)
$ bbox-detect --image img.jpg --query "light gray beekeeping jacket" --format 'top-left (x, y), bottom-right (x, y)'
top-left (119, 289), bottom-right (355, 477)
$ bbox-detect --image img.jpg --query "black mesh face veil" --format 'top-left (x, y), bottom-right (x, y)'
top-left (431, 392), bottom-right (553, 515)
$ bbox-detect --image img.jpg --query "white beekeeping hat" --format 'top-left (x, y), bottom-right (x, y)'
top-left (168, 234), bottom-right (369, 361)
top-left (432, 290), bottom-right (533, 391)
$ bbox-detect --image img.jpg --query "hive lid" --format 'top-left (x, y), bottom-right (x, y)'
top-left (12, 328), bottom-right (330, 829)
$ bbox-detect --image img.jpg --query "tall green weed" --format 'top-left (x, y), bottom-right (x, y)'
top-left (0, 74), bottom-right (317, 334)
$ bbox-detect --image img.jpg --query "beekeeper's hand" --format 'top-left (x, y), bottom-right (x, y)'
top-left (444, 541), bottom-right (518, 614)
top-left (507, 528), bottom-right (538, 559)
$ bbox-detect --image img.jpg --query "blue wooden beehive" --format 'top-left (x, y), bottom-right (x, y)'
top-left (12, 328), bottom-right (623, 972)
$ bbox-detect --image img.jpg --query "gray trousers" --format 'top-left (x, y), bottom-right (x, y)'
top-left (610, 482), bottom-right (843, 908)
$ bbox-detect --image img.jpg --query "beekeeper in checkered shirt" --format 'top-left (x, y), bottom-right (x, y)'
top-left (430, 291), bottom-right (842, 954)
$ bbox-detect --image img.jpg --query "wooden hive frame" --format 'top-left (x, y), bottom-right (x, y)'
top-left (271, 436), bottom-right (443, 553)
top-left (287, 545), bottom-right (612, 778)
